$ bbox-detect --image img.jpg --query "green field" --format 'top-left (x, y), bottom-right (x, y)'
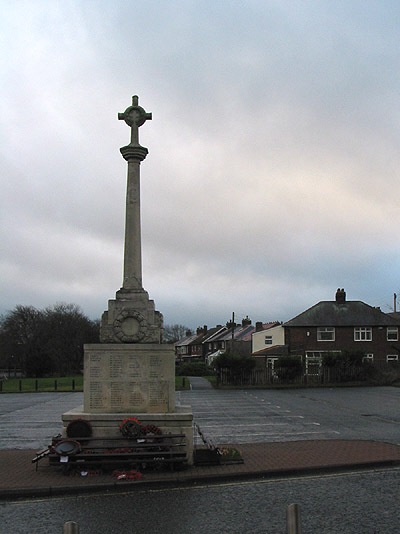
top-left (0, 375), bottom-right (190, 393)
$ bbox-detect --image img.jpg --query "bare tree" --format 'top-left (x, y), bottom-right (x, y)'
top-left (163, 324), bottom-right (192, 344)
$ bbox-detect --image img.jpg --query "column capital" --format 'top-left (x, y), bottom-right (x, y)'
top-left (120, 144), bottom-right (148, 162)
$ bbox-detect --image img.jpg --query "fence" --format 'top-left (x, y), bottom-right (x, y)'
top-left (217, 362), bottom-right (397, 387)
top-left (0, 377), bottom-right (82, 393)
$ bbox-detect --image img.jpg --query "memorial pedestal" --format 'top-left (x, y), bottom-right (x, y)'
top-left (62, 343), bottom-right (194, 464)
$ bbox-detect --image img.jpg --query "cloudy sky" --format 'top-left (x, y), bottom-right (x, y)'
top-left (2, 0), bottom-right (400, 330)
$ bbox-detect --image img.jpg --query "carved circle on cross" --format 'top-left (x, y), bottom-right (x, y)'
top-left (119, 105), bottom-right (152, 128)
top-left (113, 309), bottom-right (148, 342)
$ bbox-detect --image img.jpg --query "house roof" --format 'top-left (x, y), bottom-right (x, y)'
top-left (256, 321), bottom-right (281, 331)
top-left (253, 345), bottom-right (289, 357)
top-left (189, 326), bottom-right (226, 346)
top-left (211, 323), bottom-right (254, 343)
top-left (174, 333), bottom-right (199, 348)
top-left (387, 312), bottom-right (400, 322)
top-left (284, 300), bottom-right (400, 327)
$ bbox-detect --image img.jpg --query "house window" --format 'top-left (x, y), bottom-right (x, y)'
top-left (265, 335), bottom-right (273, 345)
top-left (354, 327), bottom-right (372, 341)
top-left (317, 327), bottom-right (335, 341)
top-left (363, 354), bottom-right (374, 363)
top-left (387, 327), bottom-right (398, 341)
top-left (386, 354), bottom-right (399, 362)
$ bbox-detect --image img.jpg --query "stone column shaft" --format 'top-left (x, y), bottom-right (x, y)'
top-left (123, 158), bottom-right (142, 289)
top-left (119, 143), bottom-right (148, 290)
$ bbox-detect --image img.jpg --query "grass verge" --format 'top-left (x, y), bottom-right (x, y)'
top-left (1, 375), bottom-right (191, 393)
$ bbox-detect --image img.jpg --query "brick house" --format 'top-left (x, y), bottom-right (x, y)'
top-left (283, 288), bottom-right (400, 373)
top-left (174, 331), bottom-right (200, 360)
top-left (186, 325), bottom-right (227, 360)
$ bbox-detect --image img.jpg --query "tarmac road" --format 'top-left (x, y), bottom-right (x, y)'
top-left (2, 467), bottom-right (400, 533)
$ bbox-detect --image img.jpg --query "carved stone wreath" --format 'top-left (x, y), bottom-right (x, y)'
top-left (113, 309), bottom-right (148, 342)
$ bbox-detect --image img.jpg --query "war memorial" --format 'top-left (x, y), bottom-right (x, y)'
top-left (59, 95), bottom-right (194, 467)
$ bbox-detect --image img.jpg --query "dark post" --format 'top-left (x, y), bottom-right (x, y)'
top-left (287, 503), bottom-right (302, 534)
top-left (63, 521), bottom-right (79, 533)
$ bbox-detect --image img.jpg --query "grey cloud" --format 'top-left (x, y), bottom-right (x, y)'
top-left (1, 1), bottom-right (400, 327)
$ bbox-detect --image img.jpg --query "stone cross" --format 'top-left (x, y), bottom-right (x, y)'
top-left (99, 95), bottom-right (164, 344)
top-left (118, 95), bottom-right (152, 146)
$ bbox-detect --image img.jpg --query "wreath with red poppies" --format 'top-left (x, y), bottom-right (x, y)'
top-left (119, 417), bottom-right (143, 438)
top-left (119, 418), bottom-right (162, 438)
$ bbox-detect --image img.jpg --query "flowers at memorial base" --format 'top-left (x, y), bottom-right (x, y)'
top-left (119, 417), bottom-right (143, 438)
top-left (66, 418), bottom-right (93, 438)
top-left (142, 424), bottom-right (162, 435)
top-left (119, 418), bottom-right (163, 438)
top-left (218, 447), bottom-right (243, 462)
top-left (112, 469), bottom-right (142, 481)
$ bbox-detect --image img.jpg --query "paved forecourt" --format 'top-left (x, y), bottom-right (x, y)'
top-left (179, 383), bottom-right (400, 446)
top-left (1, 385), bottom-right (400, 451)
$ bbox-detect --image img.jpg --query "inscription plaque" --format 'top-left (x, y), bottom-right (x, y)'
top-left (84, 344), bottom-right (175, 413)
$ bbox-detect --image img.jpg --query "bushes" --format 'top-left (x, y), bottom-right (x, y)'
top-left (321, 351), bottom-right (366, 382)
top-left (274, 356), bottom-right (303, 382)
top-left (214, 352), bottom-right (256, 385)
top-left (175, 361), bottom-right (215, 377)
top-left (363, 361), bottom-right (400, 385)
top-left (214, 352), bottom-right (256, 373)
top-left (322, 351), bottom-right (364, 367)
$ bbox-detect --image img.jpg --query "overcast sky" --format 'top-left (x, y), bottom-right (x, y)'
top-left (2, 0), bottom-right (400, 330)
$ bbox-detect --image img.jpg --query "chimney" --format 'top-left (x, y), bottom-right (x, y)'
top-left (335, 288), bottom-right (346, 304)
top-left (196, 325), bottom-right (207, 335)
top-left (255, 321), bottom-right (263, 332)
top-left (242, 316), bottom-right (251, 327)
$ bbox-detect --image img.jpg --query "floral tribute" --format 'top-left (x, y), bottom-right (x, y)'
top-left (112, 469), bottom-right (142, 481)
top-left (142, 424), bottom-right (162, 435)
top-left (119, 418), bottom-right (162, 438)
top-left (119, 417), bottom-right (143, 438)
top-left (218, 447), bottom-right (243, 463)
top-left (66, 418), bottom-right (93, 438)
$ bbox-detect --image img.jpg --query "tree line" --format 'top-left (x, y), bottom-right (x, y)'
top-left (0, 303), bottom-right (99, 377)
top-left (0, 304), bottom-right (191, 378)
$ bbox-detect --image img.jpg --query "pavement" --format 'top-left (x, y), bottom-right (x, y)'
top-left (1, 439), bottom-right (400, 500)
